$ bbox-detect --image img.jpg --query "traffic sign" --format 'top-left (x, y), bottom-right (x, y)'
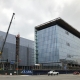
top-left (10, 61), bottom-right (15, 64)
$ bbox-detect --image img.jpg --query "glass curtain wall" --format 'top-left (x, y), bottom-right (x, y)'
top-left (35, 24), bottom-right (80, 66)
top-left (35, 25), bottom-right (59, 66)
top-left (56, 25), bottom-right (80, 64)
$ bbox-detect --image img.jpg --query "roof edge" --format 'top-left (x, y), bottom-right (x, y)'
top-left (35, 17), bottom-right (80, 38)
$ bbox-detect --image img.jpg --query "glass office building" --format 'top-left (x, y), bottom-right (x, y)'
top-left (35, 18), bottom-right (80, 68)
top-left (0, 31), bottom-right (34, 70)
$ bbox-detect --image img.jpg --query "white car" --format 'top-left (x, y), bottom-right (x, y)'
top-left (48, 71), bottom-right (59, 75)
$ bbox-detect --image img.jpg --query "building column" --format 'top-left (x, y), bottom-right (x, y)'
top-left (10, 64), bottom-right (12, 70)
top-left (2, 63), bottom-right (4, 70)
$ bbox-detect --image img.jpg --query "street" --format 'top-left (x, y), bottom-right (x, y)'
top-left (0, 74), bottom-right (80, 80)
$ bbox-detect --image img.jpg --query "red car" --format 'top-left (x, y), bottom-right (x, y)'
top-left (73, 71), bottom-right (80, 75)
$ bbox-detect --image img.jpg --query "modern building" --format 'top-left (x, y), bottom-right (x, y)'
top-left (35, 18), bottom-right (80, 69)
top-left (0, 31), bottom-right (34, 70)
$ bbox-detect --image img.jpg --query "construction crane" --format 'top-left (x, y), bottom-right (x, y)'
top-left (0, 13), bottom-right (15, 56)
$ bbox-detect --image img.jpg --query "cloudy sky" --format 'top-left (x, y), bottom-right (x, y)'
top-left (0, 0), bottom-right (80, 40)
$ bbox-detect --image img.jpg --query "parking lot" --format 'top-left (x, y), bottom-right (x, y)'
top-left (0, 74), bottom-right (80, 80)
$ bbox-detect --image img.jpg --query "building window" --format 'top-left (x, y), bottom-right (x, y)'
top-left (65, 31), bottom-right (69, 35)
top-left (66, 42), bottom-right (70, 46)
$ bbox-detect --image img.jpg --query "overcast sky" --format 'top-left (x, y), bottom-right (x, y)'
top-left (0, 0), bottom-right (80, 40)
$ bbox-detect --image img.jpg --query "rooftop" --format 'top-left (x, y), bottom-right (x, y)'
top-left (35, 17), bottom-right (80, 38)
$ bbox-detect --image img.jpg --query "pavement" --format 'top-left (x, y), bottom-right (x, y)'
top-left (0, 74), bottom-right (80, 80)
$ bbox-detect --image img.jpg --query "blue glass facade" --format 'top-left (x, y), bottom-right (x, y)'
top-left (35, 19), bottom-right (80, 67)
top-left (56, 25), bottom-right (80, 64)
top-left (0, 31), bottom-right (34, 66)
top-left (36, 25), bottom-right (59, 64)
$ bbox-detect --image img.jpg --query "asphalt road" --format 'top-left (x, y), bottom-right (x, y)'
top-left (0, 74), bottom-right (80, 80)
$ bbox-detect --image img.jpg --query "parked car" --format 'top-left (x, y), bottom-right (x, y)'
top-left (48, 70), bottom-right (59, 76)
top-left (73, 71), bottom-right (80, 75)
